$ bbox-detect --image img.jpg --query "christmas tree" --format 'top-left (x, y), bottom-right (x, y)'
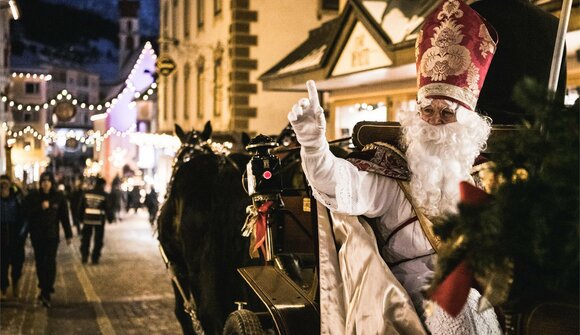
top-left (428, 78), bottom-right (579, 310)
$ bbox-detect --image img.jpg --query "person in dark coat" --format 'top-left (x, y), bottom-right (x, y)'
top-left (79, 177), bottom-right (113, 264)
top-left (24, 171), bottom-right (73, 307)
top-left (0, 175), bottom-right (27, 299)
top-left (471, 0), bottom-right (567, 124)
top-left (67, 177), bottom-right (84, 235)
top-left (110, 175), bottom-right (123, 222)
top-left (144, 186), bottom-right (159, 225)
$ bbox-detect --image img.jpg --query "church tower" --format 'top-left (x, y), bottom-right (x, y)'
top-left (118, 0), bottom-right (140, 68)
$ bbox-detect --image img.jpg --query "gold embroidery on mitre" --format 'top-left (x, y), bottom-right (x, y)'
top-left (415, 30), bottom-right (423, 60)
top-left (479, 24), bottom-right (495, 58)
top-left (438, 0), bottom-right (464, 21)
top-left (420, 1), bottom-right (471, 82)
top-left (467, 63), bottom-right (481, 94)
top-left (417, 83), bottom-right (478, 110)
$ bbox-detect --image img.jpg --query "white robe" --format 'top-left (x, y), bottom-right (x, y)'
top-left (302, 143), bottom-right (501, 334)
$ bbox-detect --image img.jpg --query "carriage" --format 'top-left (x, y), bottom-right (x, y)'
top-left (158, 119), bottom-right (578, 335)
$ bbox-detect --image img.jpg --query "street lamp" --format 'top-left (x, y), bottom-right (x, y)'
top-left (0, 0), bottom-right (19, 20)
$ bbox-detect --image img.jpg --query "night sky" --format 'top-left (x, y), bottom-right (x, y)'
top-left (42, 0), bottom-right (159, 36)
top-left (11, 0), bottom-right (160, 82)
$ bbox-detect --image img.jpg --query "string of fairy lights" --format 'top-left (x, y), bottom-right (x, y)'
top-left (1, 42), bottom-right (157, 148)
top-left (1, 122), bottom-right (138, 151)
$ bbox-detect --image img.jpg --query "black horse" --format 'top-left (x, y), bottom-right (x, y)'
top-left (157, 122), bottom-right (253, 335)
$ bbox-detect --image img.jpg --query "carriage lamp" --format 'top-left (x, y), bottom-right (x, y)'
top-left (245, 134), bottom-right (283, 198)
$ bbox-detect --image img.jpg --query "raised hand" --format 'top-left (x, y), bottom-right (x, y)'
top-left (287, 80), bottom-right (327, 151)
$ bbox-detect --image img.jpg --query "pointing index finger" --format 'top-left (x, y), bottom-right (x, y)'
top-left (306, 80), bottom-right (320, 108)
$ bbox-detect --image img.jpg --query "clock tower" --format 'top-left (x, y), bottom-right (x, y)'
top-left (118, 0), bottom-right (140, 69)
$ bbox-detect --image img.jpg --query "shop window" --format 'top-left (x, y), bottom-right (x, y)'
top-left (25, 82), bottom-right (40, 95)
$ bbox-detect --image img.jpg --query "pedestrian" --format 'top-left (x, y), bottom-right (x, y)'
top-left (128, 186), bottom-right (141, 213)
top-left (67, 177), bottom-right (84, 235)
top-left (0, 175), bottom-right (27, 299)
top-left (287, 0), bottom-right (501, 333)
top-left (110, 175), bottom-right (123, 222)
top-left (24, 171), bottom-right (73, 307)
top-left (79, 177), bottom-right (113, 265)
top-left (144, 186), bottom-right (159, 225)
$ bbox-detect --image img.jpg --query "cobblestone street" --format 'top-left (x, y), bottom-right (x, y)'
top-left (0, 210), bottom-right (182, 335)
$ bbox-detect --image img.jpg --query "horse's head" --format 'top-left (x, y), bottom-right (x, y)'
top-left (172, 121), bottom-right (213, 171)
top-left (276, 123), bottom-right (298, 148)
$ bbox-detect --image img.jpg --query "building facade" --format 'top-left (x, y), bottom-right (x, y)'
top-left (4, 70), bottom-right (51, 182)
top-left (261, 0), bottom-right (580, 140)
top-left (0, 0), bottom-right (19, 175)
top-left (157, 0), bottom-right (340, 136)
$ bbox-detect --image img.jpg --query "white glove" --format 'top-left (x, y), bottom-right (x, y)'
top-left (287, 80), bottom-right (327, 152)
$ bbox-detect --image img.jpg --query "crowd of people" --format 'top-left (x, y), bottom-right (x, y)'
top-left (0, 172), bottom-right (160, 308)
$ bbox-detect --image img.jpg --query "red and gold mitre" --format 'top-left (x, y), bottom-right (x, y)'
top-left (416, 0), bottom-right (498, 111)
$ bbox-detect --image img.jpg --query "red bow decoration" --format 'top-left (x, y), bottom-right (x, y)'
top-left (253, 200), bottom-right (274, 259)
top-left (429, 182), bottom-right (490, 316)
top-left (430, 260), bottom-right (474, 317)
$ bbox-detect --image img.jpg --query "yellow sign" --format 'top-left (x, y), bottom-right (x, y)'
top-left (332, 21), bottom-right (392, 77)
top-left (156, 56), bottom-right (177, 76)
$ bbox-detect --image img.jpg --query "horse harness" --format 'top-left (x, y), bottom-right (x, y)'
top-left (159, 139), bottom-right (243, 335)
top-left (159, 244), bottom-right (206, 335)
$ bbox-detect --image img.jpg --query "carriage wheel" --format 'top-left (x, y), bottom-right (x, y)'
top-left (223, 309), bottom-right (264, 335)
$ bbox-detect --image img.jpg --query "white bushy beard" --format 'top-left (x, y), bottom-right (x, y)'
top-left (399, 101), bottom-right (491, 217)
